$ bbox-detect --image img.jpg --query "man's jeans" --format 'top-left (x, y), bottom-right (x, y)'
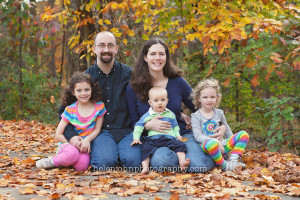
top-left (90, 130), bottom-right (141, 171)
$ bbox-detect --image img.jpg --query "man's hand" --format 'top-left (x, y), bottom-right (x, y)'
top-left (131, 139), bottom-right (142, 146)
top-left (181, 113), bottom-right (192, 130)
top-left (144, 115), bottom-right (171, 134)
top-left (69, 136), bottom-right (83, 150)
top-left (80, 138), bottom-right (91, 153)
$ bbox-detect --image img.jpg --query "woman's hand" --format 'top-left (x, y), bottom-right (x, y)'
top-left (217, 140), bottom-right (225, 154)
top-left (176, 135), bottom-right (183, 141)
top-left (181, 113), bottom-right (192, 129)
top-left (209, 125), bottom-right (226, 141)
top-left (144, 115), bottom-right (171, 133)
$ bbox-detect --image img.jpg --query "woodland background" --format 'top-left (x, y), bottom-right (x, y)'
top-left (0, 0), bottom-right (299, 155)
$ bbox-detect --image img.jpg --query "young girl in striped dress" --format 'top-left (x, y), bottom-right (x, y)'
top-left (191, 78), bottom-right (249, 171)
top-left (36, 72), bottom-right (106, 171)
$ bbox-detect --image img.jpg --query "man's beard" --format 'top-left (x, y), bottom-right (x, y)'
top-left (100, 52), bottom-right (113, 63)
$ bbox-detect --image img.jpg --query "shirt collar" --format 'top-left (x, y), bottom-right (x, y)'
top-left (95, 60), bottom-right (117, 74)
top-left (148, 107), bottom-right (170, 115)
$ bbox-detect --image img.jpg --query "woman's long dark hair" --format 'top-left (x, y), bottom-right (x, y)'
top-left (61, 72), bottom-right (102, 106)
top-left (130, 38), bottom-right (182, 102)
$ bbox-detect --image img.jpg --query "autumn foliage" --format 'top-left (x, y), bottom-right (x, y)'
top-left (0, 120), bottom-right (300, 199)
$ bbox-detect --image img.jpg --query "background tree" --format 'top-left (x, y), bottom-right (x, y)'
top-left (0, 0), bottom-right (299, 154)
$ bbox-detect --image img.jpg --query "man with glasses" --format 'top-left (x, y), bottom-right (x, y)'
top-left (60, 31), bottom-right (141, 171)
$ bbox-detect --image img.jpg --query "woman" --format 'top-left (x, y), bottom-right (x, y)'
top-left (126, 38), bottom-right (225, 172)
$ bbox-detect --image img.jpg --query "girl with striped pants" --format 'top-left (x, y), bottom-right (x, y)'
top-left (191, 78), bottom-right (249, 171)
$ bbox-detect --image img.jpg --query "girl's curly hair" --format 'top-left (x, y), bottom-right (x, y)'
top-left (61, 72), bottom-right (102, 106)
top-left (192, 78), bottom-right (222, 109)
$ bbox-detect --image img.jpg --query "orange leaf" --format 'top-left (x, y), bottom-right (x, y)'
top-left (275, 70), bottom-right (285, 77)
top-left (280, 37), bottom-right (287, 46)
top-left (202, 36), bottom-right (210, 44)
top-left (170, 192), bottom-right (180, 200)
top-left (181, 137), bottom-right (188, 142)
top-left (124, 50), bottom-right (132, 56)
top-left (265, 72), bottom-right (271, 81)
top-left (293, 61), bottom-right (300, 71)
top-left (257, 47), bottom-right (264, 51)
top-left (240, 39), bottom-right (248, 47)
top-left (154, 195), bottom-right (163, 200)
top-left (244, 54), bottom-right (257, 68)
top-left (270, 55), bottom-right (283, 63)
top-left (223, 77), bottom-right (231, 87)
top-left (51, 193), bottom-right (60, 200)
top-left (206, 67), bottom-right (213, 77)
top-left (251, 74), bottom-right (260, 87)
top-left (262, 0), bottom-right (269, 5)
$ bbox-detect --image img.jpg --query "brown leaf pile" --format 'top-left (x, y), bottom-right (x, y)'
top-left (0, 120), bottom-right (299, 200)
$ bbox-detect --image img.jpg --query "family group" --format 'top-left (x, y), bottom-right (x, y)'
top-left (36, 31), bottom-right (249, 174)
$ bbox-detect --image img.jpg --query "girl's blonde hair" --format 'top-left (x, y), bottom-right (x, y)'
top-left (192, 78), bottom-right (222, 109)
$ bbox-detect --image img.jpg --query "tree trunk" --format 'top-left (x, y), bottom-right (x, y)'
top-left (235, 78), bottom-right (239, 122)
top-left (18, 16), bottom-right (23, 116)
top-left (29, 0), bottom-right (38, 68)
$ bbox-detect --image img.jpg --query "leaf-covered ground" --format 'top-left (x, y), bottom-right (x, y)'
top-left (0, 120), bottom-right (299, 200)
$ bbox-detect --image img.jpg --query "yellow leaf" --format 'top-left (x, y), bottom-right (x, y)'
top-left (111, 2), bottom-right (119, 10)
top-left (142, 34), bottom-right (149, 40)
top-left (13, 157), bottom-right (20, 165)
top-left (104, 19), bottom-right (111, 25)
top-left (264, 27), bottom-right (269, 34)
top-left (80, 54), bottom-right (86, 60)
top-left (23, 184), bottom-right (36, 189)
top-left (66, 183), bottom-right (75, 187)
top-left (110, 27), bottom-right (119, 33)
top-left (115, 32), bottom-right (122, 37)
top-left (98, 19), bottom-right (103, 25)
top-left (85, 4), bottom-right (91, 12)
top-left (128, 30), bottom-right (135, 37)
top-left (150, 0), bottom-right (155, 6)
top-left (186, 33), bottom-right (196, 41)
top-left (19, 188), bottom-right (35, 194)
top-left (224, 16), bottom-right (232, 24)
top-left (241, 17), bottom-right (252, 25)
top-left (68, 35), bottom-right (80, 49)
top-left (56, 183), bottom-right (65, 188)
top-left (123, 39), bottom-right (128, 46)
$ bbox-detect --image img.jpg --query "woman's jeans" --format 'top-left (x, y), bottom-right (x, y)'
top-left (91, 130), bottom-right (215, 173)
top-left (150, 130), bottom-right (216, 173)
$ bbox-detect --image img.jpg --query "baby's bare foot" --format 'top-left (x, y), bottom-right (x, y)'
top-left (179, 158), bottom-right (190, 171)
top-left (141, 168), bottom-right (149, 174)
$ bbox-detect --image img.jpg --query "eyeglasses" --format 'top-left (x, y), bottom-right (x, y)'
top-left (95, 43), bottom-right (116, 50)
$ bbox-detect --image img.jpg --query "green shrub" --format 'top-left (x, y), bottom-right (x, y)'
top-left (0, 67), bottom-right (61, 124)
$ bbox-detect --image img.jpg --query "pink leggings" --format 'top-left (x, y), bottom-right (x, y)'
top-left (52, 144), bottom-right (90, 171)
